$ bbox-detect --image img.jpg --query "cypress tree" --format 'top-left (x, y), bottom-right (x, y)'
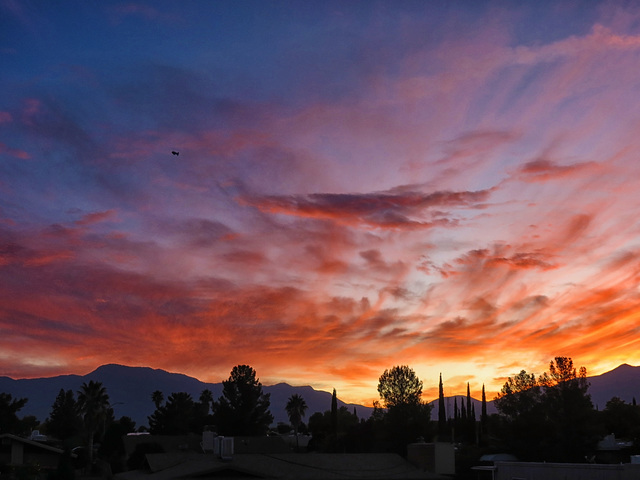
top-left (454, 396), bottom-right (459, 421)
top-left (331, 388), bottom-right (338, 434)
top-left (481, 384), bottom-right (487, 426)
top-left (466, 382), bottom-right (472, 419)
top-left (438, 374), bottom-right (446, 436)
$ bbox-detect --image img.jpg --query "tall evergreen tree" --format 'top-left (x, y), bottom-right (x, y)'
top-left (454, 397), bottom-right (459, 421)
top-left (331, 388), bottom-right (338, 440)
top-left (149, 392), bottom-right (198, 434)
top-left (466, 383), bottom-right (472, 419)
top-left (378, 366), bottom-right (423, 409)
top-left (438, 373), bottom-right (446, 436)
top-left (214, 365), bottom-right (273, 436)
top-left (46, 389), bottom-right (82, 441)
top-left (481, 385), bottom-right (487, 423)
top-left (377, 366), bottom-right (431, 455)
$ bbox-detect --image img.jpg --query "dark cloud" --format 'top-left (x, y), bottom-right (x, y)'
top-left (454, 247), bottom-right (557, 271)
top-left (175, 218), bottom-right (235, 248)
top-left (241, 187), bottom-right (493, 230)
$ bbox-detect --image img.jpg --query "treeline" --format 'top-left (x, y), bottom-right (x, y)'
top-left (2, 357), bottom-right (640, 474)
top-left (489, 356), bottom-right (640, 463)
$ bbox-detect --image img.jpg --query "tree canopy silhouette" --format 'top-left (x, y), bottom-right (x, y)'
top-left (376, 365), bottom-right (431, 456)
top-left (494, 356), bottom-right (596, 462)
top-left (377, 365), bottom-right (423, 409)
top-left (0, 392), bottom-right (28, 435)
top-left (46, 388), bottom-right (82, 441)
top-left (214, 365), bottom-right (273, 436)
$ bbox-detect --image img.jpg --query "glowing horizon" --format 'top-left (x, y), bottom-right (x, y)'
top-left (2, 1), bottom-right (640, 408)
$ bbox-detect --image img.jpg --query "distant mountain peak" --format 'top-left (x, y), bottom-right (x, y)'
top-left (92, 364), bottom-right (157, 373)
top-left (612, 363), bottom-right (636, 371)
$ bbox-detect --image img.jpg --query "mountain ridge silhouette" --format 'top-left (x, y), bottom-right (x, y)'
top-left (1, 363), bottom-right (637, 428)
top-left (0, 364), bottom-right (372, 428)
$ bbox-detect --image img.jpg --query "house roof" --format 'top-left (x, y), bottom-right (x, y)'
top-left (115, 452), bottom-right (445, 480)
top-left (0, 433), bottom-right (71, 456)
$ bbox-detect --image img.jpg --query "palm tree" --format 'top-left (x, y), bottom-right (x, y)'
top-left (151, 390), bottom-right (164, 410)
top-left (200, 389), bottom-right (213, 414)
top-left (285, 394), bottom-right (308, 451)
top-left (77, 381), bottom-right (109, 470)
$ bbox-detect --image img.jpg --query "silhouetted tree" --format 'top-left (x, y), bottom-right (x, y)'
top-left (377, 366), bottom-right (431, 455)
top-left (196, 389), bottom-right (215, 427)
top-left (331, 388), bottom-right (338, 440)
top-left (45, 389), bottom-right (82, 442)
top-left (77, 381), bottom-right (110, 469)
top-left (286, 394), bottom-right (308, 450)
top-left (199, 389), bottom-right (213, 413)
top-left (494, 357), bottom-right (597, 462)
top-left (0, 393), bottom-right (28, 435)
top-left (542, 357), bottom-right (597, 462)
top-left (378, 366), bottom-right (423, 409)
top-left (100, 416), bottom-right (136, 473)
top-left (151, 390), bottom-right (164, 410)
top-left (494, 369), bottom-right (548, 459)
top-left (495, 370), bottom-right (541, 419)
top-left (481, 384), bottom-right (487, 431)
top-left (438, 374), bottom-right (446, 437)
top-left (601, 397), bottom-right (640, 441)
top-left (149, 392), bottom-right (198, 434)
top-left (454, 397), bottom-right (459, 421)
top-left (308, 405), bottom-right (360, 452)
top-left (214, 365), bottom-right (273, 436)
top-left (54, 447), bottom-right (76, 480)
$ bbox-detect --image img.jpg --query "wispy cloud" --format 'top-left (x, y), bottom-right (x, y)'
top-left (241, 188), bottom-right (493, 230)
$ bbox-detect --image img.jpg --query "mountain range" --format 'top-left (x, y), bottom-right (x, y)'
top-left (0, 364), bottom-right (373, 428)
top-left (0, 363), bottom-right (638, 429)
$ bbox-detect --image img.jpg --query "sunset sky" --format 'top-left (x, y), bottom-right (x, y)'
top-left (2, 0), bottom-right (640, 406)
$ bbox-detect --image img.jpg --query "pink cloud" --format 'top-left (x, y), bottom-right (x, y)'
top-left (74, 210), bottom-right (118, 226)
top-left (0, 142), bottom-right (30, 159)
top-left (514, 158), bottom-right (599, 183)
